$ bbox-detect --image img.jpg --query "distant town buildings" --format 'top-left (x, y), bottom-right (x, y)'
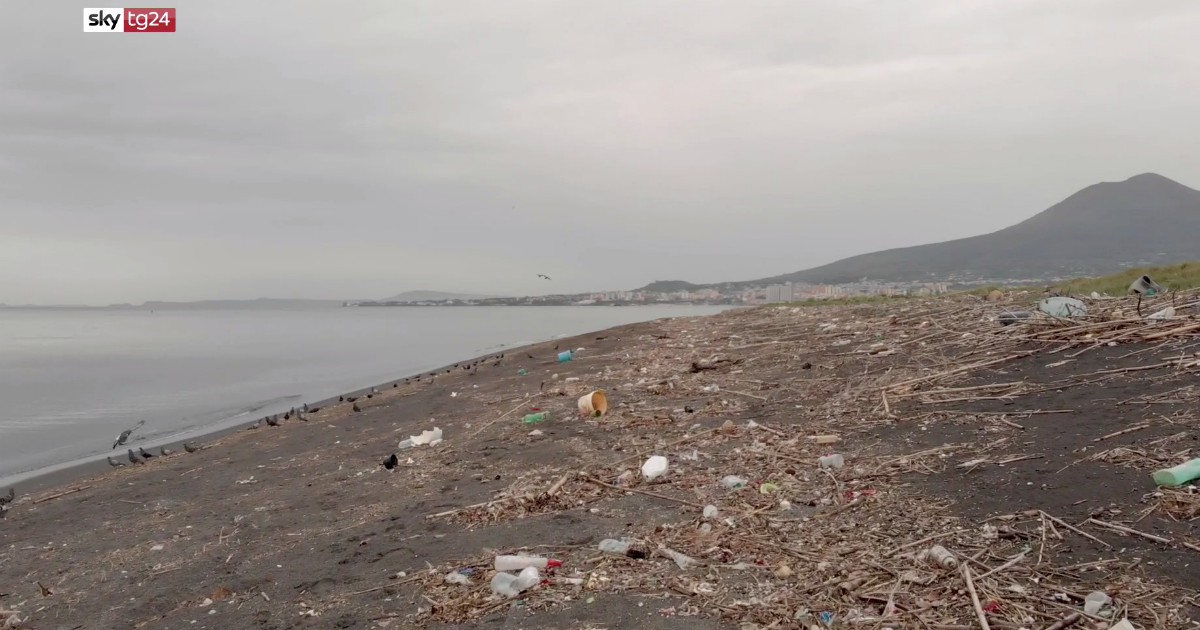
top-left (347, 280), bottom-right (952, 307)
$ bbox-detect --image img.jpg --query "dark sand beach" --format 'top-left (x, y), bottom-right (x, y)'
top-left (2, 298), bottom-right (1198, 629)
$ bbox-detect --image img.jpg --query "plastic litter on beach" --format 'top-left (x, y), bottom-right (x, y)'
top-left (444, 571), bottom-right (471, 585)
top-left (1152, 457), bottom-right (1200, 486)
top-left (721, 475), bottom-right (748, 489)
top-left (1037, 296), bottom-right (1088, 318)
top-left (818, 454), bottom-right (844, 469)
top-left (1084, 590), bottom-right (1111, 615)
top-left (577, 390), bottom-right (608, 417)
top-left (641, 455), bottom-right (668, 480)
top-left (522, 412), bottom-right (549, 424)
top-left (490, 566), bottom-right (541, 598)
top-left (494, 554), bottom-right (561, 571)
top-left (1148, 306), bottom-right (1176, 320)
top-left (399, 427), bottom-right (443, 449)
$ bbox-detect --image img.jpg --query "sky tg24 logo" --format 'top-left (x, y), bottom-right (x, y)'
top-left (84, 8), bottom-right (175, 32)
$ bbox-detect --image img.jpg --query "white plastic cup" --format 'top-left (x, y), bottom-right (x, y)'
top-left (577, 390), bottom-right (609, 417)
top-left (1084, 591), bottom-right (1111, 615)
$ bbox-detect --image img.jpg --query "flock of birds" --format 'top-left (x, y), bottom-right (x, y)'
top-left (106, 442), bottom-right (200, 468)
top-left (0, 350), bottom-right (522, 519)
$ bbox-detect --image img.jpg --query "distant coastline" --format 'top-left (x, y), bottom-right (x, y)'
top-left (345, 300), bottom-right (737, 307)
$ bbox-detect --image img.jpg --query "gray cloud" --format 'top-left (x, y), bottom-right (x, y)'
top-left (3, 0), bottom-right (1199, 303)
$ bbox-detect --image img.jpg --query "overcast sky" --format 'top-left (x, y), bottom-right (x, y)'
top-left (3, 1), bottom-right (1199, 304)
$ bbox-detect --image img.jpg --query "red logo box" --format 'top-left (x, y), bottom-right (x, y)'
top-left (124, 8), bottom-right (175, 32)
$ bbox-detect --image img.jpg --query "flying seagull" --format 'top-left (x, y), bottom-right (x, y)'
top-left (537, 274), bottom-right (551, 280)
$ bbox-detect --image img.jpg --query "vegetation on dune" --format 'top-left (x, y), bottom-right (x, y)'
top-left (1053, 261), bottom-right (1200, 296)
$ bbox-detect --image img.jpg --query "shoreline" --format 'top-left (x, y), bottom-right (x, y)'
top-left (0, 314), bottom-right (688, 494)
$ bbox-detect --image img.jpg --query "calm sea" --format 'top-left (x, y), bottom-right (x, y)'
top-left (0, 305), bottom-right (730, 484)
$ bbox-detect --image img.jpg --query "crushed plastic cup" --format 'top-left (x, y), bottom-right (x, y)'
top-left (721, 475), bottom-right (748, 489)
top-left (701, 384), bottom-right (720, 393)
top-left (557, 350), bottom-right (573, 363)
top-left (615, 469), bottom-right (635, 486)
top-left (818, 454), bottom-right (844, 469)
top-left (1084, 591), bottom-right (1111, 615)
top-left (598, 539), bottom-right (632, 554)
top-left (444, 571), bottom-right (471, 585)
top-left (1148, 306), bottom-right (1176, 320)
top-left (490, 566), bottom-right (541, 598)
top-left (642, 455), bottom-right (668, 480)
top-left (702, 505), bottom-right (719, 519)
top-left (400, 427), bottom-right (442, 449)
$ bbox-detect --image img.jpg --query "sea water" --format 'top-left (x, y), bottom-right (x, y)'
top-left (0, 304), bottom-right (729, 484)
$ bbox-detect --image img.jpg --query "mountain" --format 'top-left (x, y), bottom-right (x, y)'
top-left (379, 290), bottom-right (496, 303)
top-left (748, 173), bottom-right (1200, 285)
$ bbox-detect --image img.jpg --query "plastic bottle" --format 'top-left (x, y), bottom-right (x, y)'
top-left (493, 555), bottom-right (561, 571)
top-left (818, 454), bottom-right (844, 469)
top-left (923, 545), bottom-right (957, 569)
top-left (598, 539), bottom-right (632, 554)
top-left (1152, 457), bottom-right (1200, 487)
top-left (642, 455), bottom-right (668, 480)
top-left (522, 412), bottom-right (549, 424)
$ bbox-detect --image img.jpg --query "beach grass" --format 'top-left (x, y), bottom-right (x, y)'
top-left (1053, 261), bottom-right (1200, 296)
